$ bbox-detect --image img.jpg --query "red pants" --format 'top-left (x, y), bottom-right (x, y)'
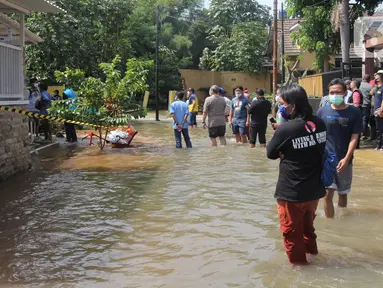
top-left (277, 199), bottom-right (319, 264)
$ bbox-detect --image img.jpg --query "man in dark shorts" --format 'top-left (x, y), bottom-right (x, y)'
top-left (202, 85), bottom-right (227, 146)
top-left (247, 88), bottom-right (271, 148)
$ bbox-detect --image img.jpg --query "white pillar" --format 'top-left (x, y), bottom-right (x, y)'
top-left (19, 12), bottom-right (25, 99)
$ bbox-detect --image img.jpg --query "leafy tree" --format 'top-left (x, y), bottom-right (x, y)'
top-left (287, 0), bottom-right (383, 71)
top-left (49, 56), bottom-right (152, 150)
top-left (202, 0), bottom-right (270, 73)
top-left (26, 0), bottom-right (207, 107)
top-left (26, 0), bottom-right (134, 80)
top-left (55, 68), bottom-right (86, 91)
top-left (288, 3), bottom-right (340, 72)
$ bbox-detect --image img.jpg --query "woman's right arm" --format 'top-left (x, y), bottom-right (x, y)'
top-left (267, 127), bottom-right (286, 160)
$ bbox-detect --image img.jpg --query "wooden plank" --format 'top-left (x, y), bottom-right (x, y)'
top-left (298, 74), bottom-right (323, 97)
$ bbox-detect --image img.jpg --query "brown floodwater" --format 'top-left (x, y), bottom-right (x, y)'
top-left (0, 115), bottom-right (383, 288)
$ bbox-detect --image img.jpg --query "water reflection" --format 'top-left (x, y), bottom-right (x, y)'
top-left (0, 119), bottom-right (382, 287)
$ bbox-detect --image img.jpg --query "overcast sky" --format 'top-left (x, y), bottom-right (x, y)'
top-left (204, 0), bottom-right (276, 10)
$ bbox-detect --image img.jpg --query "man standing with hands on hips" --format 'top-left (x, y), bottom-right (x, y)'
top-left (317, 79), bottom-right (363, 218)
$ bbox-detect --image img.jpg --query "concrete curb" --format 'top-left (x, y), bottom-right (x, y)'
top-left (30, 142), bottom-right (59, 154)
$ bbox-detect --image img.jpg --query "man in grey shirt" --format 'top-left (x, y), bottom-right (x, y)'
top-left (359, 74), bottom-right (373, 138)
top-left (202, 85), bottom-right (227, 146)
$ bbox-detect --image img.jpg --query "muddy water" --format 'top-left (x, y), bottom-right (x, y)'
top-left (1, 117), bottom-right (383, 288)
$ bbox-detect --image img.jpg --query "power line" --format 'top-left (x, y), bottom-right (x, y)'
top-left (306, 0), bottom-right (331, 8)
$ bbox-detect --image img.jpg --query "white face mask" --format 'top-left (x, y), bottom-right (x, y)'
top-left (236, 93), bottom-right (242, 97)
top-left (33, 82), bottom-right (39, 88)
top-left (275, 95), bottom-right (280, 102)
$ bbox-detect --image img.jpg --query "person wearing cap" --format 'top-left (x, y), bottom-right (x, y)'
top-left (27, 78), bottom-right (41, 140)
top-left (187, 88), bottom-right (198, 128)
top-left (218, 87), bottom-right (231, 122)
top-left (63, 88), bottom-right (78, 142)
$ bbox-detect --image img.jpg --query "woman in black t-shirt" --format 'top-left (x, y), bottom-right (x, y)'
top-left (267, 84), bottom-right (327, 265)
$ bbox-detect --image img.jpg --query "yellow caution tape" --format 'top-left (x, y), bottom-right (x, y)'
top-left (0, 105), bottom-right (109, 129)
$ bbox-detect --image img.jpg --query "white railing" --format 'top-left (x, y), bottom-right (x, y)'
top-left (0, 42), bottom-right (24, 104)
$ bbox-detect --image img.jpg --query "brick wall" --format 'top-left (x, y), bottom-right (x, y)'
top-left (0, 105), bottom-right (31, 181)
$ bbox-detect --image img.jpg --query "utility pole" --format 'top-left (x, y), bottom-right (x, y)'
top-left (155, 5), bottom-right (160, 121)
top-left (281, 2), bottom-right (285, 84)
top-left (273, 0), bottom-right (278, 102)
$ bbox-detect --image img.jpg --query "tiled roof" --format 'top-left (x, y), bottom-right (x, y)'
top-left (267, 19), bottom-right (301, 56)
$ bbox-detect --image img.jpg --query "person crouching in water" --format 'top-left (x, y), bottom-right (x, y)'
top-left (170, 91), bottom-right (192, 148)
top-left (267, 84), bottom-right (327, 265)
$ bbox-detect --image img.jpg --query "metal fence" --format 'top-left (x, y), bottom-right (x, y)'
top-left (0, 42), bottom-right (23, 102)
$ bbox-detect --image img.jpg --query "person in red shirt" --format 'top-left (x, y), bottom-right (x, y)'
top-left (350, 80), bottom-right (362, 108)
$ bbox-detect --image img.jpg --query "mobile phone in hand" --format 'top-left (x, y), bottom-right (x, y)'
top-left (269, 117), bottom-right (277, 124)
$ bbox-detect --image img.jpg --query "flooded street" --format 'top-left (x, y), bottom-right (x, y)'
top-left (1, 117), bottom-right (383, 287)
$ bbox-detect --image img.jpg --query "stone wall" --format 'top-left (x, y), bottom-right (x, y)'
top-left (0, 105), bottom-right (31, 181)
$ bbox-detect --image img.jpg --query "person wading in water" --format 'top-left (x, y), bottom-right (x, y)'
top-left (202, 85), bottom-right (227, 146)
top-left (267, 84), bottom-right (327, 265)
top-left (317, 78), bottom-right (363, 218)
top-left (170, 91), bottom-right (192, 149)
top-left (229, 86), bottom-right (250, 144)
top-left (247, 88), bottom-right (271, 148)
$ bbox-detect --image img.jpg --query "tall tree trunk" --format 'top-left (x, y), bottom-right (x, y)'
top-left (323, 55), bottom-right (330, 72)
top-left (339, 0), bottom-right (350, 73)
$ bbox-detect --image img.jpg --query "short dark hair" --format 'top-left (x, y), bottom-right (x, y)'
top-left (54, 89), bottom-right (59, 93)
top-left (352, 79), bottom-right (361, 89)
top-left (219, 87), bottom-right (224, 95)
top-left (234, 85), bottom-right (244, 91)
top-left (30, 78), bottom-right (38, 84)
top-left (188, 88), bottom-right (195, 93)
top-left (279, 84), bottom-right (313, 120)
top-left (328, 78), bottom-right (347, 92)
top-left (256, 88), bottom-right (264, 96)
top-left (39, 83), bottom-right (48, 91)
top-left (176, 91), bottom-right (185, 100)
top-left (363, 74), bottom-right (371, 82)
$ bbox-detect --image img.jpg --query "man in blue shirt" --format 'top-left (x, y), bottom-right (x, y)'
top-left (36, 83), bottom-right (52, 142)
top-left (373, 73), bottom-right (383, 150)
top-left (229, 86), bottom-right (250, 144)
top-left (317, 78), bottom-right (363, 218)
top-left (170, 91), bottom-right (192, 149)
